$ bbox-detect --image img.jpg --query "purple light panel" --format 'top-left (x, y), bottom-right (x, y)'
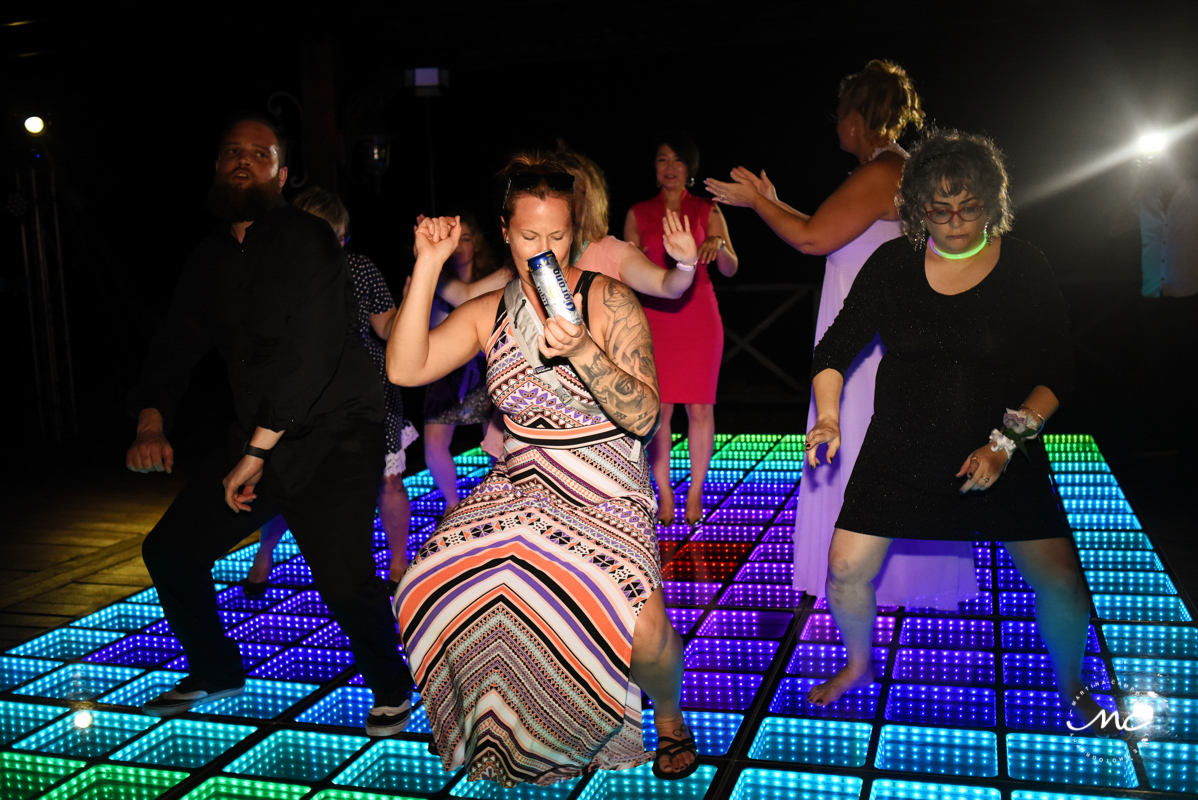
top-left (697, 610), bottom-right (793, 639)
top-left (801, 614), bottom-right (895, 645)
top-left (665, 608), bottom-right (703, 635)
top-left (684, 638), bottom-right (779, 672)
top-left (734, 562), bottom-right (793, 584)
top-left (215, 586), bottom-right (294, 612)
top-left (694, 525), bottom-right (765, 542)
top-left (784, 644), bottom-right (889, 679)
top-left (750, 543), bottom-right (793, 562)
top-left (770, 677), bottom-right (880, 720)
top-left (227, 614), bottom-right (327, 645)
top-left (250, 647), bottom-right (356, 682)
top-left (813, 598), bottom-right (900, 613)
top-left (662, 582), bottom-right (722, 606)
top-left (762, 526), bottom-right (793, 542)
top-left (269, 591), bottom-right (331, 618)
top-left (892, 649), bottom-right (995, 685)
top-left (1001, 653), bottom-right (1111, 690)
top-left (675, 671), bottom-right (763, 711)
top-left (1001, 621), bottom-right (1101, 653)
top-left (996, 568), bottom-right (1032, 592)
top-left (898, 618), bottom-right (994, 649)
top-left (269, 559), bottom-right (314, 587)
top-left (165, 641), bottom-right (283, 672)
top-left (717, 584), bottom-right (804, 609)
top-left (83, 635), bottom-right (184, 668)
top-left (885, 684), bottom-right (997, 727)
top-left (999, 592), bottom-right (1036, 617)
top-left (144, 610), bottom-right (250, 636)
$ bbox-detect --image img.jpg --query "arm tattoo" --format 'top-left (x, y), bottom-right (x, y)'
top-left (572, 279), bottom-right (661, 437)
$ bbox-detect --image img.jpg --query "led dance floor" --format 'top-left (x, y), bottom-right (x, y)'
top-left (1, 433), bottom-right (1195, 800)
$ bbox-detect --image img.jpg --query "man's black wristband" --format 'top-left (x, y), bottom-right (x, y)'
top-left (242, 442), bottom-right (273, 462)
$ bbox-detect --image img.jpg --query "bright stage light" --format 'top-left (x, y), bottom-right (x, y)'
top-left (24, 116), bottom-right (45, 135)
top-left (72, 710), bottom-right (94, 729)
top-left (1139, 132), bottom-right (1167, 153)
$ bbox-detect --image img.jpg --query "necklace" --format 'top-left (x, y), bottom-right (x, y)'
top-left (929, 235), bottom-right (987, 260)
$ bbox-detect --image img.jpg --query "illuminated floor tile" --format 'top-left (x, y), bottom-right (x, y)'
top-left (202, 678), bottom-right (319, 719)
top-left (684, 638), bottom-right (778, 672)
top-left (664, 560), bottom-right (742, 582)
top-left (227, 613), bottom-right (328, 645)
top-left (1115, 695), bottom-right (1193, 742)
top-left (302, 622), bottom-right (352, 650)
top-left (250, 647), bottom-right (355, 682)
top-left (884, 684), bottom-right (996, 727)
top-left (99, 670), bottom-right (186, 708)
top-left (999, 592), bottom-right (1036, 618)
top-left (1078, 549), bottom-right (1163, 571)
top-left (869, 778), bottom-right (999, 800)
top-left (1001, 622), bottom-right (1100, 653)
top-left (770, 678), bottom-right (879, 720)
top-left (898, 619), bottom-right (993, 649)
top-left (145, 610), bottom-right (250, 637)
top-left (1085, 570), bottom-right (1177, 596)
top-left (662, 581), bottom-right (724, 606)
top-left (1111, 657), bottom-right (1198, 695)
top-left (892, 649), bottom-right (995, 685)
top-left (763, 526), bottom-right (794, 542)
top-left (214, 586), bottom-right (293, 612)
top-left (13, 710), bottom-right (156, 759)
top-left (37, 765), bottom-right (187, 800)
top-left (733, 562), bottom-right (793, 583)
top-left (1102, 623), bottom-right (1198, 657)
top-left (749, 716), bottom-right (870, 766)
top-left (697, 610), bottom-right (793, 639)
top-left (1139, 741), bottom-right (1198, 791)
top-left (83, 635), bottom-right (184, 668)
top-left (1006, 732), bottom-right (1137, 788)
top-left (676, 671), bottom-right (763, 711)
top-left (801, 614), bottom-right (894, 645)
top-left (642, 708), bottom-right (742, 755)
top-left (167, 641), bottom-right (284, 673)
top-left (576, 761), bottom-right (717, 800)
top-left (0, 656), bottom-right (62, 691)
top-left (14, 662), bottom-right (141, 701)
top-left (227, 729), bottom-right (368, 781)
top-left (904, 593), bottom-right (994, 617)
top-left (694, 525), bottom-right (764, 542)
top-left (784, 644), bottom-right (889, 679)
top-left (332, 738), bottom-right (453, 793)
top-left (7, 628), bottom-right (122, 660)
top-left (181, 776), bottom-right (311, 800)
top-left (874, 725), bottom-right (997, 777)
top-left (1002, 653), bottom-right (1110, 690)
top-left (1093, 594), bottom-right (1192, 622)
top-left (666, 608), bottom-right (704, 635)
top-left (749, 543), bottom-right (793, 562)
top-left (269, 558), bottom-right (315, 588)
top-left (0, 700), bottom-right (68, 746)
top-left (717, 584), bottom-right (804, 608)
top-left (731, 769), bottom-right (861, 800)
top-left (1003, 689), bottom-right (1116, 733)
top-left (1071, 530), bottom-right (1150, 550)
top-left (451, 771), bottom-right (581, 799)
top-left (996, 568), bottom-right (1032, 592)
top-left (0, 752), bottom-right (85, 800)
top-left (111, 719), bottom-right (256, 768)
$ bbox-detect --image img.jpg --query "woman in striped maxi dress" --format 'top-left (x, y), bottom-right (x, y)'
top-left (386, 160), bottom-right (696, 786)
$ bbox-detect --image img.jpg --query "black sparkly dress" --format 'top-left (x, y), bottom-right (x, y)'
top-left (811, 236), bottom-right (1074, 541)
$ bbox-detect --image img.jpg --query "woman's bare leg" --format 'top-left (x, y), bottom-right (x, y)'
top-left (649, 403), bottom-right (676, 523)
top-left (379, 474), bottom-right (410, 581)
top-left (423, 423), bottom-right (461, 513)
top-left (809, 528), bottom-right (893, 705)
top-left (248, 515), bottom-right (288, 584)
top-left (683, 403), bottom-right (714, 525)
top-left (631, 589), bottom-right (693, 775)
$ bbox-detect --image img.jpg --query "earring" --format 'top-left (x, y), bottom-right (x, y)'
top-left (914, 229), bottom-right (927, 250)
top-left (655, 179), bottom-right (661, 188)
top-left (983, 224), bottom-right (991, 246)
top-left (687, 176), bottom-right (694, 187)
top-left (505, 238), bottom-right (509, 244)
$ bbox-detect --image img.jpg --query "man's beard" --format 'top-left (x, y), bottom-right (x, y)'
top-left (206, 174), bottom-right (282, 222)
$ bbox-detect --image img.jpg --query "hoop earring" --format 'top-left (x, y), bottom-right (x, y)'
top-left (687, 176), bottom-right (694, 187)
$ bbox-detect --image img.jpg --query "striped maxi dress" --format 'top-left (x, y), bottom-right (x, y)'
top-left (395, 284), bottom-right (662, 787)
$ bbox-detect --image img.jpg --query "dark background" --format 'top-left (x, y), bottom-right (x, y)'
top-left (2, 1), bottom-right (1195, 471)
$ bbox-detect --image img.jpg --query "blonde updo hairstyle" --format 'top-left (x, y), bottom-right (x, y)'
top-left (553, 142), bottom-right (610, 255)
top-left (838, 59), bottom-right (925, 143)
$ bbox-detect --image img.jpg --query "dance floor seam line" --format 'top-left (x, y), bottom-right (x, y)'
top-left (1, 433), bottom-right (1195, 799)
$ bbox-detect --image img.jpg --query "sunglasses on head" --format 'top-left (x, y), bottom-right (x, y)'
top-left (503, 172), bottom-right (575, 207)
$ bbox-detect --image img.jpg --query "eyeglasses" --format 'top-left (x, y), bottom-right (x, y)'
top-left (925, 205), bottom-right (985, 224)
top-left (503, 172), bottom-right (575, 208)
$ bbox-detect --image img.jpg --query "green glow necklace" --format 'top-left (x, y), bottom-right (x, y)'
top-left (929, 234), bottom-right (988, 260)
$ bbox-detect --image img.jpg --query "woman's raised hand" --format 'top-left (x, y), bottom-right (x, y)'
top-left (805, 417), bottom-right (842, 468)
top-left (704, 169), bottom-right (762, 208)
top-left (731, 166), bottom-right (778, 203)
top-left (956, 446), bottom-right (1010, 494)
top-left (661, 209), bottom-right (697, 265)
top-left (414, 215), bottom-right (461, 265)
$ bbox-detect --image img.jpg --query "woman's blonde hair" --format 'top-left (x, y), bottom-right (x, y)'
top-left (553, 141), bottom-right (610, 247)
top-left (839, 60), bottom-right (925, 142)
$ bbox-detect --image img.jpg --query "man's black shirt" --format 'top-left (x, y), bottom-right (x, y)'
top-left (129, 201), bottom-right (383, 491)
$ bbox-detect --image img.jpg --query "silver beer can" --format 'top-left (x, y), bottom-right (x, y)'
top-left (527, 250), bottom-right (584, 327)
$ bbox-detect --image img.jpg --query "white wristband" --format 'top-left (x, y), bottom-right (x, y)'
top-left (675, 262), bottom-right (697, 272)
top-left (989, 429), bottom-right (1016, 460)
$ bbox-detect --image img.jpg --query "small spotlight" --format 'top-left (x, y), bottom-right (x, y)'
top-left (24, 116), bottom-right (45, 135)
top-left (1130, 701), bottom-right (1155, 723)
top-left (1139, 132), bottom-right (1166, 154)
top-left (72, 710), bottom-right (94, 729)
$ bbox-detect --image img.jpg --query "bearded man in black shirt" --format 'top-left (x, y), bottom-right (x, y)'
top-left (125, 115), bottom-right (411, 735)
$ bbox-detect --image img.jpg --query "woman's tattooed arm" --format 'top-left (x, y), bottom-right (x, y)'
top-left (570, 277), bottom-right (661, 437)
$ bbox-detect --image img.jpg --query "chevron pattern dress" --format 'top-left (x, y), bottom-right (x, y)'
top-left (395, 293), bottom-right (661, 787)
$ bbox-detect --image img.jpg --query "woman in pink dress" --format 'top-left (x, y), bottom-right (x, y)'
top-left (626, 132), bottom-right (739, 525)
top-left (705, 60), bottom-right (977, 610)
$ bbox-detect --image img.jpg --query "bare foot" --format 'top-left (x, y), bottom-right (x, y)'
top-left (653, 716), bottom-right (697, 777)
top-left (684, 485), bottom-right (704, 526)
top-left (807, 663), bottom-right (874, 706)
top-left (657, 487), bottom-right (675, 524)
top-left (246, 554), bottom-right (272, 584)
top-left (1065, 691), bottom-right (1121, 737)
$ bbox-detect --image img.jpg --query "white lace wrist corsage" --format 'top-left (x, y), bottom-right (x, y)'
top-left (989, 429), bottom-right (1016, 461)
top-left (1002, 408), bottom-right (1041, 438)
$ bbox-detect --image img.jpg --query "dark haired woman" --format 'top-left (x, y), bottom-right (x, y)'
top-left (388, 158), bottom-right (695, 785)
top-left (706, 60), bottom-right (977, 612)
top-left (626, 132), bottom-right (738, 525)
top-left (802, 130), bottom-right (1095, 727)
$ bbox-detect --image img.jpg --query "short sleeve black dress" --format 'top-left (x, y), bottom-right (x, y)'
top-left (811, 236), bottom-right (1074, 541)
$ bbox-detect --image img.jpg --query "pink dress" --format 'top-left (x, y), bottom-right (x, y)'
top-left (575, 235), bottom-right (632, 281)
top-left (793, 218), bottom-right (979, 610)
top-left (631, 192), bottom-right (722, 404)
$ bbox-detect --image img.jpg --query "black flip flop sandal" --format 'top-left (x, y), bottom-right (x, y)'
top-left (651, 725), bottom-right (700, 781)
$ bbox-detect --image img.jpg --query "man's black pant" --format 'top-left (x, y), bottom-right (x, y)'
top-left (141, 423), bottom-right (410, 701)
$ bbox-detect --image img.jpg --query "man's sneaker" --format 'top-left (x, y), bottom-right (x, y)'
top-left (365, 695), bottom-right (411, 736)
top-left (141, 675), bottom-right (244, 717)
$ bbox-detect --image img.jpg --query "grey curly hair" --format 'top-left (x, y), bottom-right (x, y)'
top-left (898, 129), bottom-right (1014, 246)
